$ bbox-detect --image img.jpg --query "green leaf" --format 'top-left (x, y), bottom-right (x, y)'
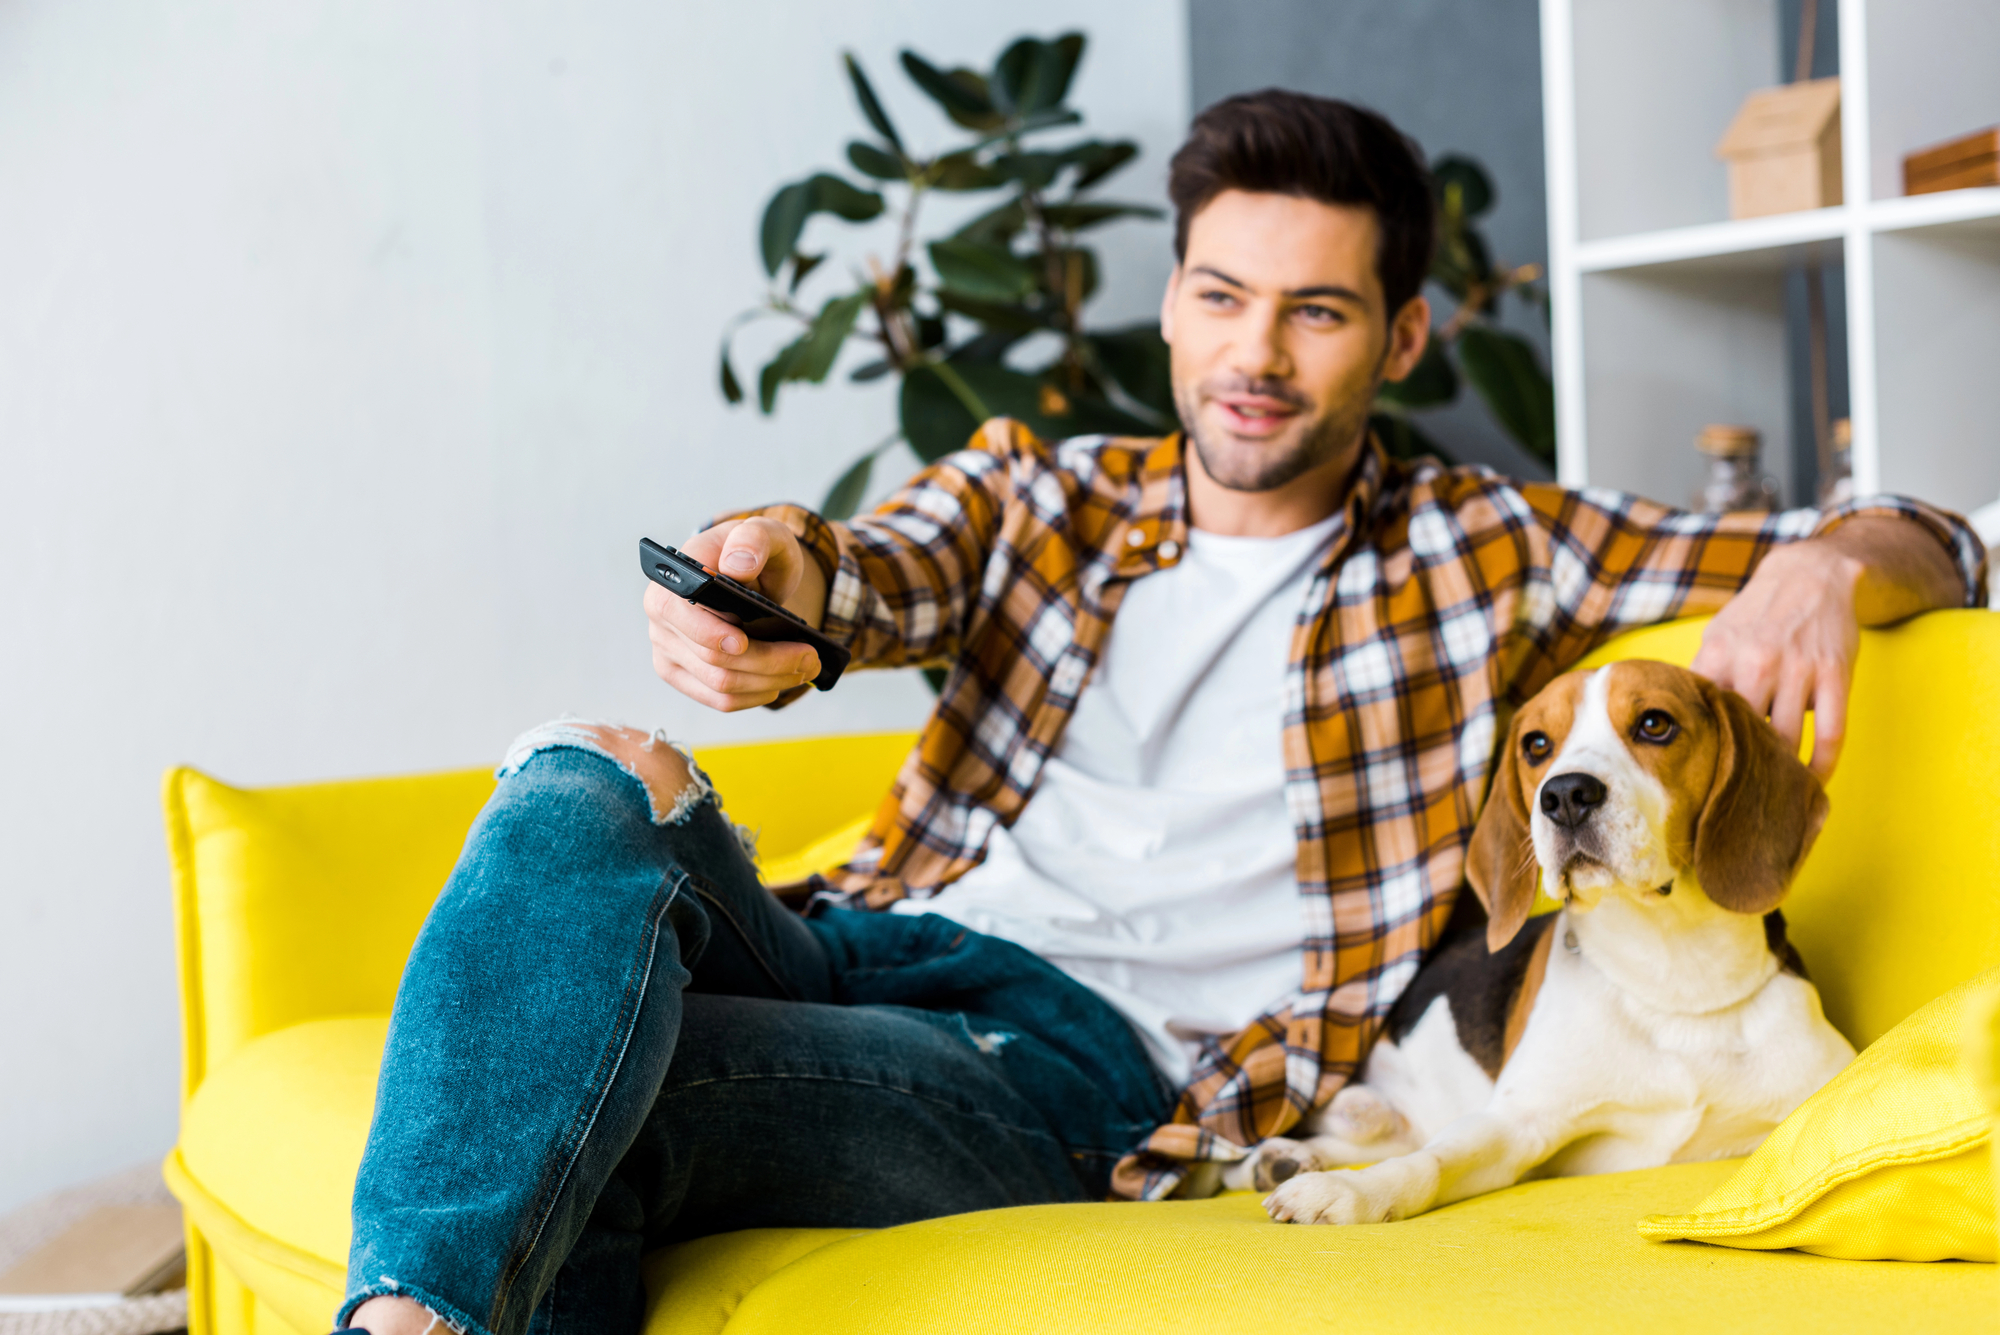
top-left (949, 328), bottom-right (1028, 365)
top-left (929, 238), bottom-right (1039, 302)
top-left (846, 141), bottom-right (906, 181)
top-left (992, 151), bottom-right (1062, 190)
top-left (755, 292), bottom-right (869, 413)
top-left (719, 342), bottom-right (744, 405)
top-left (900, 51), bottom-right (1002, 129)
top-left (1369, 411), bottom-right (1454, 464)
top-left (848, 357), bottom-right (893, 383)
top-left (821, 451), bottom-right (876, 520)
top-left (788, 251), bottom-right (826, 294)
top-left (1007, 107), bottom-right (1082, 137)
top-left (811, 173), bottom-right (887, 221)
top-left (789, 291), bottom-right (870, 383)
top-left (953, 198), bottom-right (1027, 244)
top-left (1376, 337), bottom-right (1458, 410)
top-left (1041, 33), bottom-right (1086, 109)
top-left (759, 182), bottom-right (813, 277)
top-left (930, 150), bottom-right (1005, 192)
top-left (757, 344), bottom-right (797, 414)
top-left (758, 174), bottom-right (884, 276)
top-left (932, 288), bottom-right (1047, 334)
top-left (1457, 325), bottom-right (1556, 467)
top-left (1432, 155), bottom-right (1495, 218)
top-left (1039, 201), bottom-right (1164, 230)
top-left (1088, 324), bottom-right (1176, 421)
top-left (993, 35), bottom-right (1082, 115)
top-left (900, 365), bottom-right (983, 462)
top-left (905, 354), bottom-right (1164, 455)
top-left (995, 35), bottom-right (1076, 115)
top-left (991, 38), bottom-right (1040, 114)
top-left (843, 53), bottom-right (903, 152)
top-left (1059, 139), bottom-right (1138, 191)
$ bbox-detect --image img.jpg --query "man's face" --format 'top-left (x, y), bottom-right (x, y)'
top-left (1161, 189), bottom-right (1426, 493)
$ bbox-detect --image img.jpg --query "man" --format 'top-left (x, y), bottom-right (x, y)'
top-left (341, 92), bottom-right (1981, 1335)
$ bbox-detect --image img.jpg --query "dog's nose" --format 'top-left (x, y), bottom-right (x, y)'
top-left (1540, 773), bottom-right (1608, 829)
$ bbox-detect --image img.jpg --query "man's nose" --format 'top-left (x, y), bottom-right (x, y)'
top-left (1540, 773), bottom-right (1608, 829)
top-left (1233, 307), bottom-right (1292, 380)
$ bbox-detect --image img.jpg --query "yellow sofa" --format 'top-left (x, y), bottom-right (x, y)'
top-left (161, 615), bottom-right (2000, 1334)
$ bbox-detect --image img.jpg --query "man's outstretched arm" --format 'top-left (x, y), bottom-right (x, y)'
top-left (1691, 514), bottom-right (1974, 779)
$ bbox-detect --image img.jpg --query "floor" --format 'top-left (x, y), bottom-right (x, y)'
top-left (0, 1165), bottom-right (187, 1335)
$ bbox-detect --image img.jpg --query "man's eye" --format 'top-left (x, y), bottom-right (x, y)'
top-left (1198, 289), bottom-right (1236, 307)
top-left (1522, 731), bottom-right (1552, 763)
top-left (1634, 710), bottom-right (1679, 744)
top-left (1296, 303), bottom-right (1341, 324)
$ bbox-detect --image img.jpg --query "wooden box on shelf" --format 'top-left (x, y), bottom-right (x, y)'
top-left (1903, 126), bottom-right (2000, 196)
top-left (1715, 78), bottom-right (1843, 219)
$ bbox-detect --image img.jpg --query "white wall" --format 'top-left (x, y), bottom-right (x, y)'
top-left (0, 0), bottom-right (1187, 1216)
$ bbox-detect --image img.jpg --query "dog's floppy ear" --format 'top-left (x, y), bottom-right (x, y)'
top-left (1467, 712), bottom-right (1541, 952)
top-left (1693, 682), bottom-right (1830, 915)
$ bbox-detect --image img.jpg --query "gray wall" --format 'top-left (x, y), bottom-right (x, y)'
top-left (1190, 0), bottom-right (1551, 478)
top-left (0, 0), bottom-right (1187, 1217)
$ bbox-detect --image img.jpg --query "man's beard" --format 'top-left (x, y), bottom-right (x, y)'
top-left (1174, 373), bottom-right (1376, 494)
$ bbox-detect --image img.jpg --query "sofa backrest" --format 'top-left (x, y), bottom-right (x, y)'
top-left (165, 611), bottom-right (1999, 1100)
top-left (1581, 611), bottom-right (2000, 1048)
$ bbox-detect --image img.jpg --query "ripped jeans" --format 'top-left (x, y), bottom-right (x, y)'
top-left (338, 729), bottom-right (1174, 1335)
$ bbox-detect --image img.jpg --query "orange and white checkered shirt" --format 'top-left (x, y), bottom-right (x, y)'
top-left (741, 419), bottom-right (1983, 1199)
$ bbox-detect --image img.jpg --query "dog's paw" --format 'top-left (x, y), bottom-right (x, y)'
top-left (1263, 1170), bottom-right (1382, 1226)
top-left (1248, 1137), bottom-right (1316, 1191)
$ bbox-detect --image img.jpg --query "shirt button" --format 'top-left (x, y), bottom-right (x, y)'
top-left (1126, 529), bottom-right (1147, 548)
top-left (1158, 539), bottom-right (1180, 561)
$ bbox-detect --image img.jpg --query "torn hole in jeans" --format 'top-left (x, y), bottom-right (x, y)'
top-left (496, 718), bottom-right (759, 860)
top-left (355, 1277), bottom-right (466, 1333)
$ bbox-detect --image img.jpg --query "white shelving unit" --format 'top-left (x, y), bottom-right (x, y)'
top-left (1540, 0), bottom-right (2000, 512)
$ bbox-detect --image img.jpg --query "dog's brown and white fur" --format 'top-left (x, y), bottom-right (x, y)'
top-left (1229, 660), bottom-right (1856, 1225)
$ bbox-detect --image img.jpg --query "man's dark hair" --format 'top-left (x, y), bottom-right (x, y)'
top-left (1168, 90), bottom-right (1435, 317)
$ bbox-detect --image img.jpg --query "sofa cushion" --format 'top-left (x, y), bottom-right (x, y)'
top-left (1642, 967), bottom-right (1998, 1261)
top-left (169, 1017), bottom-right (1998, 1335)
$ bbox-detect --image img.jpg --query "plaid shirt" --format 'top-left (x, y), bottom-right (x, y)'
top-left (744, 420), bottom-right (1984, 1200)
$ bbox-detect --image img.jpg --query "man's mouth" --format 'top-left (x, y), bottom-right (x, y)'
top-left (1210, 393), bottom-right (1304, 438)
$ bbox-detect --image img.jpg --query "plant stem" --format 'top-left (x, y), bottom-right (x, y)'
top-left (877, 181), bottom-right (927, 368)
top-left (929, 359), bottom-right (991, 421)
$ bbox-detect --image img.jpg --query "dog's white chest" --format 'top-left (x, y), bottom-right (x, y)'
top-left (1517, 935), bottom-right (1851, 1171)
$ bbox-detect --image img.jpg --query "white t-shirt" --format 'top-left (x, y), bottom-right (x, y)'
top-left (891, 513), bottom-right (1342, 1083)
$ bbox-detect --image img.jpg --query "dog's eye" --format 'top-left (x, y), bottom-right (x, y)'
top-left (1521, 730), bottom-right (1552, 763)
top-left (1635, 710), bottom-right (1679, 744)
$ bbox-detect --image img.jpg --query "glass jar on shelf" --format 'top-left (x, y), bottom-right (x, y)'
top-left (1818, 417), bottom-right (1854, 508)
top-left (1692, 424), bottom-right (1779, 513)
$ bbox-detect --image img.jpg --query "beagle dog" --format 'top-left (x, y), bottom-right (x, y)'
top-left (1232, 660), bottom-right (1856, 1225)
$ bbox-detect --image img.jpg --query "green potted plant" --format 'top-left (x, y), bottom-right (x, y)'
top-left (719, 33), bottom-right (1558, 515)
top-left (718, 32), bottom-right (1175, 519)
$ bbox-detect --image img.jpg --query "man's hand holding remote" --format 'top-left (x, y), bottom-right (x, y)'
top-left (646, 516), bottom-right (829, 711)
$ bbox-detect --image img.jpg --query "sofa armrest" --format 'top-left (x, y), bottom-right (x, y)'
top-left (163, 731), bottom-right (919, 1102)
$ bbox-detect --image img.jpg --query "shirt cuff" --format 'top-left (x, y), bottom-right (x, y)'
top-left (1809, 494), bottom-right (1989, 607)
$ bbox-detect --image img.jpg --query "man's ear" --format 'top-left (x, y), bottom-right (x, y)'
top-left (1693, 682), bottom-right (1830, 914)
top-left (1380, 294), bottom-right (1432, 383)
top-left (1467, 712), bottom-right (1540, 952)
top-left (1159, 265), bottom-right (1181, 344)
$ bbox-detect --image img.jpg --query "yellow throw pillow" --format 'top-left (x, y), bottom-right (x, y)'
top-left (1639, 968), bottom-right (2000, 1262)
